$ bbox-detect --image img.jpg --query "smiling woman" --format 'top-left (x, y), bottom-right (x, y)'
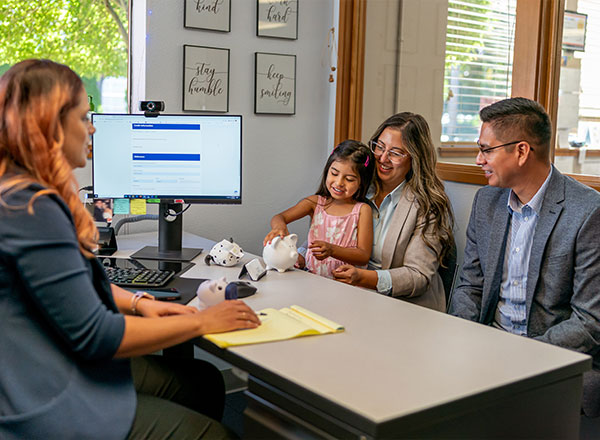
top-left (333, 113), bottom-right (455, 313)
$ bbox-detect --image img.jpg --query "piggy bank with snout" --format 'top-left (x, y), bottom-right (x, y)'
top-left (196, 277), bottom-right (230, 309)
top-left (262, 234), bottom-right (298, 273)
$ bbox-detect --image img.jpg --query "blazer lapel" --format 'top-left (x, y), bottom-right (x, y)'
top-left (381, 188), bottom-right (414, 269)
top-left (525, 169), bottom-right (564, 322)
top-left (481, 191), bottom-right (511, 323)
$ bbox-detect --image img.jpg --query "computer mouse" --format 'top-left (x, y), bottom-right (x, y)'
top-left (225, 280), bottom-right (258, 299)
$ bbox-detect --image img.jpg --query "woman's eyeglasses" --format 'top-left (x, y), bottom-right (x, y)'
top-left (369, 140), bottom-right (408, 164)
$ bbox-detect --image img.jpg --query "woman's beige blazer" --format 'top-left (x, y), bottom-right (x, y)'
top-left (380, 186), bottom-right (446, 312)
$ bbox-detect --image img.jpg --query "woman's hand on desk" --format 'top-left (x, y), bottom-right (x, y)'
top-left (198, 300), bottom-right (260, 334)
top-left (333, 265), bottom-right (378, 290)
top-left (137, 300), bottom-right (198, 318)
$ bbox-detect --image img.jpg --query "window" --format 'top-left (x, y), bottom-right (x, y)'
top-left (555, 1), bottom-right (600, 177)
top-left (442, 0), bottom-right (516, 145)
top-left (0, 0), bottom-right (129, 113)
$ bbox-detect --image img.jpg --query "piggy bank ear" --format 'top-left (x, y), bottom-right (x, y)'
top-left (271, 236), bottom-right (281, 248)
top-left (219, 276), bottom-right (227, 284)
top-left (288, 234), bottom-right (298, 245)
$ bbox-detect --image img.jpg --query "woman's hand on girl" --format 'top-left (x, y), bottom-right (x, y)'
top-left (198, 300), bottom-right (260, 334)
top-left (309, 240), bottom-right (334, 260)
top-left (263, 226), bottom-right (290, 246)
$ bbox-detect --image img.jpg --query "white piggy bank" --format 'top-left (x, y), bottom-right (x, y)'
top-left (196, 277), bottom-right (228, 309)
top-left (262, 234), bottom-right (298, 273)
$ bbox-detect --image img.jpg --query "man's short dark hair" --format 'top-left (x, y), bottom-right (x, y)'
top-left (480, 97), bottom-right (552, 160)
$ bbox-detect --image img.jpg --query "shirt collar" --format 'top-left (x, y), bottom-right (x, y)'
top-left (507, 166), bottom-right (553, 215)
top-left (367, 180), bottom-right (406, 207)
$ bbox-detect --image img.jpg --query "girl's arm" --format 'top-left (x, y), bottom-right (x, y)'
top-left (310, 203), bottom-right (373, 265)
top-left (264, 196), bottom-right (317, 245)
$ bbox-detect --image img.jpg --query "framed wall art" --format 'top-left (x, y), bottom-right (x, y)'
top-left (184, 0), bottom-right (231, 32)
top-left (257, 0), bottom-right (298, 40)
top-left (255, 52), bottom-right (296, 115)
top-left (183, 45), bottom-right (230, 112)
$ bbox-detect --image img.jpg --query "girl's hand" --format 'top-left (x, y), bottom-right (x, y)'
top-left (136, 298), bottom-right (199, 318)
top-left (295, 254), bottom-right (306, 269)
top-left (332, 264), bottom-right (363, 285)
top-left (309, 240), bottom-right (334, 260)
top-left (263, 226), bottom-right (290, 246)
top-left (198, 300), bottom-right (260, 334)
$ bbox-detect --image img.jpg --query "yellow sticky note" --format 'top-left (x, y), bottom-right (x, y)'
top-left (130, 199), bottom-right (147, 215)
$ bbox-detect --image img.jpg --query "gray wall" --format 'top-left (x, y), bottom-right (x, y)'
top-left (120, 0), bottom-right (334, 254)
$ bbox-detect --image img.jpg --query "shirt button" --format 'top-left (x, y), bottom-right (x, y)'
top-left (515, 247), bottom-right (520, 253)
top-left (524, 217), bottom-right (529, 221)
top-left (513, 281), bottom-right (519, 286)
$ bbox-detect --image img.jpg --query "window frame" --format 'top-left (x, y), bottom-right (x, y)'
top-left (338, 0), bottom-right (600, 191)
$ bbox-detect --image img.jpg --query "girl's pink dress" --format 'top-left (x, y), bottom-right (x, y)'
top-left (305, 196), bottom-right (364, 278)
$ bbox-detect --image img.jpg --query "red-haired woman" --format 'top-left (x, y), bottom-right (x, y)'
top-left (0, 59), bottom-right (257, 439)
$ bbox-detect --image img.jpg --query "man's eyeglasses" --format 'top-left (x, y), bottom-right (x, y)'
top-left (369, 140), bottom-right (408, 164)
top-left (477, 140), bottom-right (531, 157)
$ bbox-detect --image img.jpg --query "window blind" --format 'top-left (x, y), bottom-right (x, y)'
top-left (442, 0), bottom-right (516, 143)
top-left (578, 0), bottom-right (600, 119)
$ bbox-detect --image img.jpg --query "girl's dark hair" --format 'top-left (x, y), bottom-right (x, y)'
top-left (315, 140), bottom-right (374, 203)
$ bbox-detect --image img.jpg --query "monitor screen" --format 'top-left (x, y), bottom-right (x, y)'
top-left (92, 114), bottom-right (242, 204)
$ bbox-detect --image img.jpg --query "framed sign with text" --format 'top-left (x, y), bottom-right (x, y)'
top-left (183, 45), bottom-right (229, 112)
top-left (257, 0), bottom-right (298, 40)
top-left (255, 52), bottom-right (296, 115)
top-left (184, 0), bottom-right (231, 32)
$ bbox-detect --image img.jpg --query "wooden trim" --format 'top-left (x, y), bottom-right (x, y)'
top-left (439, 146), bottom-right (600, 158)
top-left (334, 0), bottom-right (367, 145)
top-left (436, 163), bottom-right (487, 186)
top-left (436, 163), bottom-right (600, 192)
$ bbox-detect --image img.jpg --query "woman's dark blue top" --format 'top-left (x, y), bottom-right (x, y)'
top-left (0, 183), bottom-right (135, 439)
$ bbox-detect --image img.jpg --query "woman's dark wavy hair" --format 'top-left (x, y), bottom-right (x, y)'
top-left (314, 139), bottom-right (374, 203)
top-left (370, 112), bottom-right (455, 265)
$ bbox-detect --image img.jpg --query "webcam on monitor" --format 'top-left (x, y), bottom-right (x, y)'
top-left (140, 100), bottom-right (165, 112)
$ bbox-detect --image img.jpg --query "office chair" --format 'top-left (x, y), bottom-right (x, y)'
top-left (438, 242), bottom-right (458, 311)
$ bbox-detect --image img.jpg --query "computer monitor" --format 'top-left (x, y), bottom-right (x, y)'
top-left (92, 113), bottom-right (242, 261)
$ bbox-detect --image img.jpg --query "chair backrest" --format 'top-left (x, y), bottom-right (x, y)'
top-left (438, 243), bottom-right (458, 308)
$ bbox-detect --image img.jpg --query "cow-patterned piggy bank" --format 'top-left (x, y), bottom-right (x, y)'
top-left (204, 238), bottom-right (244, 267)
top-left (262, 233), bottom-right (298, 273)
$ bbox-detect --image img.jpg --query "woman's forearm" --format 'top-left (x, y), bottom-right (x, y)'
top-left (115, 314), bottom-right (203, 358)
top-left (356, 268), bottom-right (379, 290)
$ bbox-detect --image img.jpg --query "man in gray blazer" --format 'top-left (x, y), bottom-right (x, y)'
top-left (448, 97), bottom-right (600, 418)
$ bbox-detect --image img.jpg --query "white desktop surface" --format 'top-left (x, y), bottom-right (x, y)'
top-left (116, 232), bottom-right (590, 426)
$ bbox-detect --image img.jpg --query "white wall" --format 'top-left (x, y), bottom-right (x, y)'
top-left (123, 0), bottom-right (335, 254)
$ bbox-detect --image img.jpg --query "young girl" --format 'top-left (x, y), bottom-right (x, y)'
top-left (264, 140), bottom-right (374, 278)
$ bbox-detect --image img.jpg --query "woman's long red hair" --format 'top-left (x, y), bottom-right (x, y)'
top-left (0, 59), bottom-right (97, 257)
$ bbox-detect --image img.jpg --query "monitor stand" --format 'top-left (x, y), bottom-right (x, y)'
top-left (130, 202), bottom-right (202, 262)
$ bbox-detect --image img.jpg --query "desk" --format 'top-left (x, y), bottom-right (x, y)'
top-left (117, 232), bottom-right (590, 439)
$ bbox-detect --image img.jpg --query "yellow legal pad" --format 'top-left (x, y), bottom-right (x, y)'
top-left (203, 305), bottom-right (344, 348)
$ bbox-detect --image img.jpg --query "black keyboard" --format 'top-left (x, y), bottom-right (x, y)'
top-left (104, 266), bottom-right (175, 288)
